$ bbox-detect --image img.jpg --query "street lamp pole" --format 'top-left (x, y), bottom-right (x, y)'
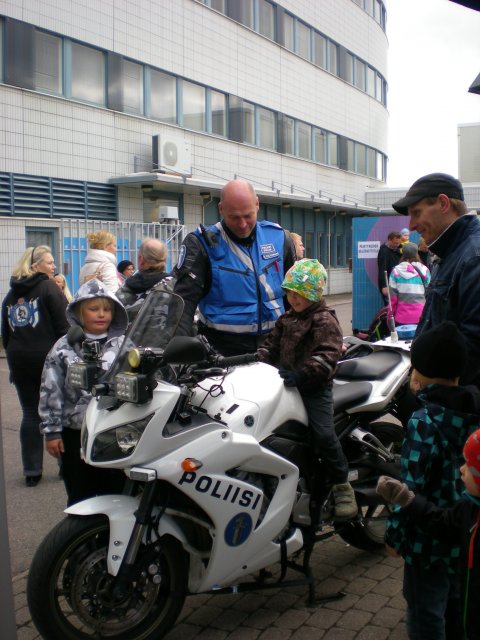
top-left (0, 401), bottom-right (17, 638)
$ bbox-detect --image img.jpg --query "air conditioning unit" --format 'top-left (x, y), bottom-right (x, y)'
top-left (158, 206), bottom-right (179, 221)
top-left (152, 135), bottom-right (192, 176)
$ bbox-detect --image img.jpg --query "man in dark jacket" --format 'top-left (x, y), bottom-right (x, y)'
top-left (377, 230), bottom-right (401, 303)
top-left (393, 172), bottom-right (480, 389)
top-left (116, 238), bottom-right (172, 324)
top-left (173, 179), bottom-right (296, 356)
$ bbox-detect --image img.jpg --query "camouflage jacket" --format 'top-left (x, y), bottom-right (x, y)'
top-left (39, 280), bottom-right (128, 440)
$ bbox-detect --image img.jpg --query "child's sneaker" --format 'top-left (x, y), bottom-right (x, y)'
top-left (332, 482), bottom-right (358, 520)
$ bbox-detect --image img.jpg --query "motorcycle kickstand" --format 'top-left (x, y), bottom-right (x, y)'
top-left (301, 528), bottom-right (346, 607)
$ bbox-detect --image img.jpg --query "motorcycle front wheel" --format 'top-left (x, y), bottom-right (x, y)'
top-left (27, 514), bottom-right (188, 640)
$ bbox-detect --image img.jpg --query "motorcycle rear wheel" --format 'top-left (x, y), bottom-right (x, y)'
top-left (27, 514), bottom-right (188, 640)
top-left (335, 420), bottom-right (401, 552)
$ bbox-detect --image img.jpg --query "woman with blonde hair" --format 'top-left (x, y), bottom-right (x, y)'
top-left (1, 245), bottom-right (69, 486)
top-left (78, 230), bottom-right (120, 293)
top-left (54, 273), bottom-right (73, 303)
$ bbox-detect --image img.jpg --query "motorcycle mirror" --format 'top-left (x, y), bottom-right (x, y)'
top-left (162, 336), bottom-right (208, 364)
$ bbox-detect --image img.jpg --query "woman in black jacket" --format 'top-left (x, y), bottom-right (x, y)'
top-left (1, 246), bottom-right (69, 486)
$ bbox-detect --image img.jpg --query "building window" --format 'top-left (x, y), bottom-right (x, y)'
top-left (228, 0), bottom-right (254, 29)
top-left (211, 0), bottom-right (226, 11)
top-left (279, 115), bottom-right (294, 154)
top-left (355, 59), bottom-right (366, 91)
top-left (210, 89), bottom-right (227, 136)
top-left (0, 20), bottom-right (3, 83)
top-left (346, 140), bottom-right (355, 171)
top-left (328, 41), bottom-right (338, 74)
top-left (356, 143), bottom-right (367, 174)
top-left (183, 80), bottom-right (206, 131)
top-left (258, 106), bottom-right (276, 150)
top-left (313, 31), bottom-right (326, 69)
top-left (328, 133), bottom-right (338, 166)
top-left (296, 20), bottom-right (311, 60)
top-left (313, 128), bottom-right (326, 163)
top-left (367, 147), bottom-right (376, 178)
top-left (376, 73), bottom-right (384, 103)
top-left (283, 12), bottom-right (294, 51)
top-left (376, 151), bottom-right (384, 180)
top-left (297, 121), bottom-right (311, 160)
top-left (71, 42), bottom-right (105, 105)
top-left (35, 30), bottom-right (62, 94)
top-left (258, 0), bottom-right (275, 40)
top-left (150, 69), bottom-right (177, 123)
top-left (123, 59), bottom-right (143, 115)
top-left (366, 66), bottom-right (376, 97)
top-left (243, 100), bottom-right (255, 144)
top-left (344, 51), bottom-right (354, 84)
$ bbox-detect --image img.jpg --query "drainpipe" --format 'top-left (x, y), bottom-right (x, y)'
top-left (327, 211), bottom-right (337, 295)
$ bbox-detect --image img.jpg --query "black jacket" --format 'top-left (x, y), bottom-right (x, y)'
top-left (1, 273), bottom-right (69, 374)
top-left (377, 243), bottom-right (400, 291)
top-left (116, 269), bottom-right (172, 323)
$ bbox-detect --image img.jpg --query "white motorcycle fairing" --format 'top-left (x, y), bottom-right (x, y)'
top-left (67, 428), bottom-right (304, 591)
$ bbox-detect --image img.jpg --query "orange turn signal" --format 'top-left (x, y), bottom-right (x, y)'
top-left (181, 458), bottom-right (203, 472)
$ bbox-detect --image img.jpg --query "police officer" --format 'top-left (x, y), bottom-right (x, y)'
top-left (173, 179), bottom-right (296, 356)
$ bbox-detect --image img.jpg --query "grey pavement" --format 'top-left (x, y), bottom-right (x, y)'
top-left (2, 294), bottom-right (409, 639)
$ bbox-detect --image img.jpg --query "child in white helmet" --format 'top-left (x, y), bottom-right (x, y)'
top-left (257, 258), bottom-right (357, 520)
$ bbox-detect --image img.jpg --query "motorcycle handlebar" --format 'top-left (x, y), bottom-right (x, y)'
top-left (214, 353), bottom-right (259, 368)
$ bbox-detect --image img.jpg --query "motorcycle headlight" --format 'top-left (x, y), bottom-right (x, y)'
top-left (114, 372), bottom-right (151, 404)
top-left (67, 361), bottom-right (99, 390)
top-left (91, 414), bottom-right (154, 462)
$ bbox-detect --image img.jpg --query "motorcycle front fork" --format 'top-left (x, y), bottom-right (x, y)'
top-left (111, 480), bottom-right (157, 597)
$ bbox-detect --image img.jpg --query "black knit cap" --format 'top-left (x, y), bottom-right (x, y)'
top-left (392, 173), bottom-right (464, 214)
top-left (117, 259), bottom-right (134, 274)
top-left (411, 321), bottom-right (467, 379)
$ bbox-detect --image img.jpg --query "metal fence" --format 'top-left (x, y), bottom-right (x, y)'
top-left (59, 220), bottom-right (185, 294)
top-left (0, 218), bottom-right (185, 313)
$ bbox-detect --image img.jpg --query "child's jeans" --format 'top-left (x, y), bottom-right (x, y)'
top-left (301, 382), bottom-right (348, 484)
top-left (403, 562), bottom-right (461, 640)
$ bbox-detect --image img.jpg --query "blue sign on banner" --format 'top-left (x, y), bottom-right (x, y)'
top-left (352, 217), bottom-right (417, 332)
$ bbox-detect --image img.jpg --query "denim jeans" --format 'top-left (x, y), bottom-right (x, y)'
top-left (301, 383), bottom-right (348, 485)
top-left (403, 562), bottom-right (461, 640)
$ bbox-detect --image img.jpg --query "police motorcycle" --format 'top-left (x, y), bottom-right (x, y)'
top-left (27, 285), bottom-right (410, 640)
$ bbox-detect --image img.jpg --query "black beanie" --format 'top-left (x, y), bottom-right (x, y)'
top-left (117, 259), bottom-right (134, 274)
top-left (410, 321), bottom-right (467, 379)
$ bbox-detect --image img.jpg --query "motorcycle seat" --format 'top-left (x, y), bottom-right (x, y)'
top-left (333, 381), bottom-right (372, 411)
top-left (335, 351), bottom-right (403, 381)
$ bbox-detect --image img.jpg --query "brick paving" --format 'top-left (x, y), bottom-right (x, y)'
top-left (15, 534), bottom-right (408, 639)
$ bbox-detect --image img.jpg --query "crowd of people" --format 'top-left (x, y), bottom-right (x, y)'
top-left (377, 224), bottom-right (432, 332)
top-left (1, 172), bottom-right (479, 638)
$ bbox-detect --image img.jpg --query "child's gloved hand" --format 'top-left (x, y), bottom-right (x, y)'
top-left (278, 369), bottom-right (304, 387)
top-left (376, 475), bottom-right (415, 508)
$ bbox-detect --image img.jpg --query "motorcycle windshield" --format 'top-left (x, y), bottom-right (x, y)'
top-left (104, 285), bottom-right (185, 384)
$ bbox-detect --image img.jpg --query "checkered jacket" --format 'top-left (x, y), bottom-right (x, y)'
top-left (385, 383), bottom-right (480, 571)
